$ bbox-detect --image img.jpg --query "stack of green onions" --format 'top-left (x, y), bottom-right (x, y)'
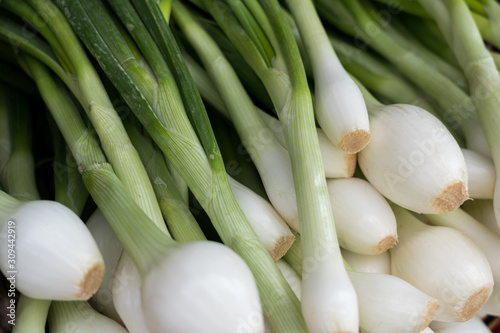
top-left (2, 0), bottom-right (500, 332)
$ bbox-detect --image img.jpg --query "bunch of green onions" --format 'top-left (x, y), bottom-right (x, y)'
top-left (1, 0), bottom-right (500, 332)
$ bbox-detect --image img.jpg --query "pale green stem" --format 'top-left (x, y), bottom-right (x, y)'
top-left (12, 297), bottom-right (50, 333)
top-left (126, 122), bottom-right (206, 241)
top-left (26, 0), bottom-right (164, 226)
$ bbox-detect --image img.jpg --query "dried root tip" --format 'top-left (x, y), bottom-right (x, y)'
top-left (418, 299), bottom-right (439, 332)
top-left (340, 129), bottom-right (371, 154)
top-left (77, 260), bottom-right (105, 300)
top-left (271, 234), bottom-right (296, 261)
top-left (374, 234), bottom-right (398, 254)
top-left (432, 182), bottom-right (468, 214)
top-left (459, 286), bottom-right (492, 321)
top-left (344, 154), bottom-right (357, 178)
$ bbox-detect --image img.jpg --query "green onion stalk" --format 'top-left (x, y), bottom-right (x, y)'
top-left (116, 120), bottom-right (207, 332)
top-left (327, 34), bottom-right (465, 146)
top-left (338, 0), bottom-right (468, 90)
top-left (2, 88), bottom-right (93, 333)
top-left (172, 2), bottom-right (298, 261)
top-left (328, 35), bottom-right (437, 114)
top-left (49, 125), bottom-right (102, 333)
top-left (0, 87), bottom-right (47, 333)
top-left (172, 2), bottom-right (300, 232)
top-left (0, 85), bottom-right (39, 201)
top-left (1, 0), bottom-right (165, 228)
top-left (51, 122), bottom-right (89, 216)
top-left (319, 0), bottom-right (487, 157)
top-left (285, 0), bottom-right (370, 154)
top-left (373, 0), bottom-right (500, 49)
top-left (397, 14), bottom-right (459, 66)
top-left (0, 85), bottom-right (10, 175)
top-left (419, 0), bottom-right (500, 243)
top-left (199, 0), bottom-right (359, 331)
top-left (26, 53), bottom-right (264, 333)
top-left (184, 54), bottom-right (356, 179)
top-left (211, 117), bottom-right (268, 198)
top-left (55, 0), bottom-right (305, 331)
top-left (125, 120), bottom-right (206, 243)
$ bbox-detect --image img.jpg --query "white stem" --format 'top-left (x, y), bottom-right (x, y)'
top-left (390, 206), bottom-right (493, 322)
top-left (228, 176), bottom-right (295, 260)
top-left (87, 209), bottom-right (124, 324)
top-left (341, 248), bottom-right (391, 274)
top-left (259, 111), bottom-right (356, 178)
top-left (327, 178), bottom-right (397, 254)
top-left (276, 259), bottom-right (302, 300)
top-left (113, 253), bottom-right (151, 333)
top-left (287, 0), bottom-right (370, 153)
top-left (359, 104), bottom-right (468, 214)
top-left (461, 148), bottom-right (495, 199)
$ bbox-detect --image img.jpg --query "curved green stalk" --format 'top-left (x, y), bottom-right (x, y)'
top-left (0, 86), bottom-right (39, 201)
top-left (200, 0), bottom-right (291, 109)
top-left (57, 0), bottom-right (308, 331)
top-left (432, 0), bottom-right (500, 248)
top-left (23, 0), bottom-right (164, 227)
top-left (373, 0), bottom-right (500, 49)
top-left (0, 85), bottom-right (10, 175)
top-left (323, 0), bottom-right (476, 134)
top-left (12, 297), bottom-right (50, 333)
top-left (1, 0), bottom-right (75, 74)
top-left (0, 83), bottom-right (50, 333)
top-left (126, 121), bottom-right (206, 242)
top-left (256, 0), bottom-right (358, 330)
top-left (24, 56), bottom-right (173, 276)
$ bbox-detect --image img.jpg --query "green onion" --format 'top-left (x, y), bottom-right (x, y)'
top-left (390, 205), bottom-right (493, 321)
top-left (353, 78), bottom-right (468, 214)
top-left (286, 0), bottom-right (370, 153)
top-left (55, 0), bottom-right (303, 330)
top-left (417, 0), bottom-right (500, 239)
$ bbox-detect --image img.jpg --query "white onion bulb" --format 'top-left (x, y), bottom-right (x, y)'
top-left (229, 176), bottom-right (295, 260)
top-left (0, 201), bottom-right (104, 300)
top-left (142, 241), bottom-right (264, 333)
top-left (359, 104), bottom-right (468, 214)
top-left (390, 206), bottom-right (493, 322)
top-left (327, 178), bottom-right (397, 254)
top-left (349, 271), bottom-right (438, 333)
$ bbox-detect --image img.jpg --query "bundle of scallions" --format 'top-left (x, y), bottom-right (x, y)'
top-left (1, 0), bottom-right (500, 332)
